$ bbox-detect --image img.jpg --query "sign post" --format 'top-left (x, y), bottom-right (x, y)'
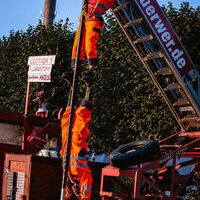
top-left (23, 55), bottom-right (56, 153)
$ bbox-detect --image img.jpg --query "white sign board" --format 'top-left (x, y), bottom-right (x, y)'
top-left (28, 74), bottom-right (51, 82)
top-left (28, 65), bottom-right (52, 74)
top-left (28, 55), bottom-right (56, 65)
top-left (27, 55), bottom-right (55, 83)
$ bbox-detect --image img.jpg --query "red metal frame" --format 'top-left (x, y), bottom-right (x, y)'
top-left (0, 110), bottom-right (59, 127)
top-left (100, 131), bottom-right (200, 199)
top-left (0, 110), bottom-right (24, 125)
top-left (0, 110), bottom-right (60, 154)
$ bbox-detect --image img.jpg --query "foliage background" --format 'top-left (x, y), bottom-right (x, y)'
top-left (0, 2), bottom-right (199, 154)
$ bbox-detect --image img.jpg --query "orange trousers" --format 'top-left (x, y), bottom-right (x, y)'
top-left (60, 100), bottom-right (94, 200)
top-left (71, 16), bottom-right (104, 67)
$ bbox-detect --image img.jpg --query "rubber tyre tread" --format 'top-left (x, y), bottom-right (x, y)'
top-left (109, 140), bottom-right (160, 168)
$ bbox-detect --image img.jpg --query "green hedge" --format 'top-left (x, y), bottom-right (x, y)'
top-left (0, 3), bottom-right (199, 154)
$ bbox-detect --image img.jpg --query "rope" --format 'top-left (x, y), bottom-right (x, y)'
top-left (81, 4), bottom-right (91, 18)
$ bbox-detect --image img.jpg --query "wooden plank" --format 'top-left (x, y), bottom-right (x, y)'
top-left (173, 98), bottom-right (190, 107)
top-left (164, 83), bottom-right (180, 91)
top-left (134, 34), bottom-right (153, 44)
top-left (123, 18), bottom-right (143, 28)
top-left (154, 67), bottom-right (172, 76)
top-left (180, 115), bottom-right (199, 122)
top-left (143, 51), bottom-right (163, 61)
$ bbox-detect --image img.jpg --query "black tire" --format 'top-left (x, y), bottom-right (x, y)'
top-left (109, 140), bottom-right (161, 168)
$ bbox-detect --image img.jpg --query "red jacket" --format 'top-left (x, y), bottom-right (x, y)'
top-left (88, 0), bottom-right (98, 16)
top-left (87, 0), bottom-right (115, 17)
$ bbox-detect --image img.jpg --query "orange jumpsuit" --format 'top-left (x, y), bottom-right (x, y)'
top-left (60, 100), bottom-right (94, 200)
top-left (71, 0), bottom-right (115, 67)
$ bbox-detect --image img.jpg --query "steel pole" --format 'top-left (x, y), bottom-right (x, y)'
top-left (60, 0), bottom-right (87, 199)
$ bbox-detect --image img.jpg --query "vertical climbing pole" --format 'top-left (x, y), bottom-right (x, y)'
top-left (60, 0), bottom-right (87, 199)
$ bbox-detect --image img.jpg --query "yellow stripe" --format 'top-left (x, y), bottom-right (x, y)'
top-left (82, 4), bottom-right (91, 18)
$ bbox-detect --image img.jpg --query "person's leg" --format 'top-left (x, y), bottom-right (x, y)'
top-left (82, 17), bottom-right (104, 88)
top-left (71, 87), bottom-right (95, 199)
top-left (64, 176), bottom-right (73, 199)
top-left (71, 18), bottom-right (86, 69)
top-left (60, 86), bottom-right (77, 157)
top-left (72, 99), bottom-right (94, 149)
top-left (79, 168), bottom-right (93, 200)
top-left (62, 99), bottom-right (94, 199)
top-left (60, 90), bottom-right (78, 199)
top-left (85, 17), bottom-right (104, 68)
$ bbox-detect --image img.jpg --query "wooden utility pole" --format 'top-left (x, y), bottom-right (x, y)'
top-left (43, 0), bottom-right (56, 27)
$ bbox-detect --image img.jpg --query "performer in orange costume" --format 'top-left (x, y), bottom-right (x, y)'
top-left (71, 0), bottom-right (116, 70)
top-left (61, 1), bottom-right (116, 198)
top-left (60, 77), bottom-right (95, 199)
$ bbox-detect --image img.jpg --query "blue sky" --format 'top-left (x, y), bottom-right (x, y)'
top-left (0, 0), bottom-right (199, 38)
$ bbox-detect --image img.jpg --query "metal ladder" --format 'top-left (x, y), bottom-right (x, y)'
top-left (111, 0), bottom-right (200, 131)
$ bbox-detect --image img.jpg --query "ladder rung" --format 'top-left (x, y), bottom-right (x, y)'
top-left (124, 18), bottom-right (143, 28)
top-left (154, 67), bottom-right (172, 75)
top-left (173, 98), bottom-right (190, 106)
top-left (134, 34), bottom-right (153, 44)
top-left (160, 144), bottom-right (182, 149)
top-left (113, 2), bottom-right (130, 12)
top-left (180, 115), bottom-right (199, 122)
top-left (164, 83), bottom-right (180, 91)
top-left (144, 51), bottom-right (163, 61)
top-left (179, 106), bottom-right (195, 113)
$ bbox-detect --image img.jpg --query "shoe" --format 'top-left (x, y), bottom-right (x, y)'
top-left (83, 69), bottom-right (95, 87)
top-left (62, 71), bottom-right (74, 86)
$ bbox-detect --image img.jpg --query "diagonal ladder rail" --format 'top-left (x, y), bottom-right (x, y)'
top-left (111, 0), bottom-right (200, 131)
